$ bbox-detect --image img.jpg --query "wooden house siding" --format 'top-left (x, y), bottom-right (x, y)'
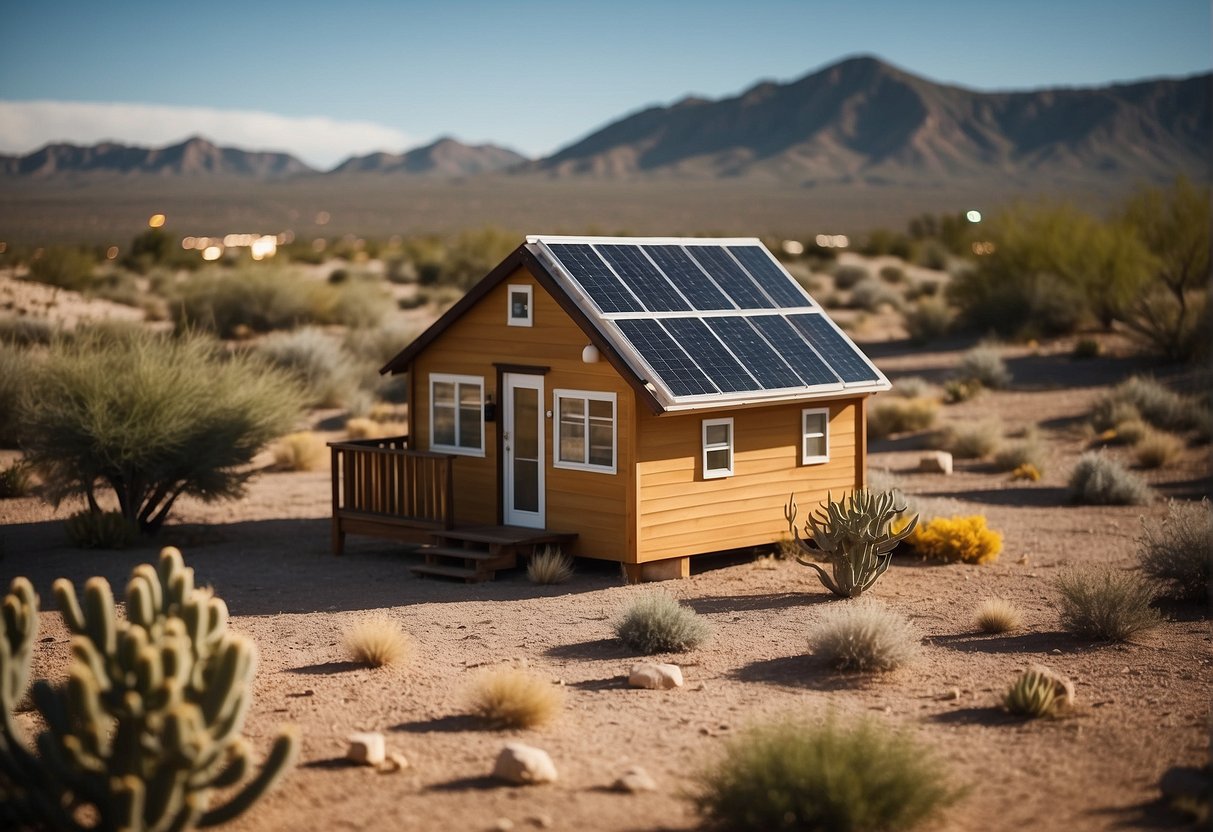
top-left (634, 399), bottom-right (864, 562)
top-left (411, 265), bottom-right (634, 560)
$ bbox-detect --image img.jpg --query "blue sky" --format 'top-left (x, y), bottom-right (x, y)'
top-left (2, 0), bottom-right (1210, 167)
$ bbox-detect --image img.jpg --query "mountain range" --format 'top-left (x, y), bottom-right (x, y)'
top-left (1, 55), bottom-right (1208, 188)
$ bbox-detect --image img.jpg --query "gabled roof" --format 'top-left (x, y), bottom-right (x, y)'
top-left (382, 235), bottom-right (890, 414)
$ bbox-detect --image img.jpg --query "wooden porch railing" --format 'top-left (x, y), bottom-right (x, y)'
top-left (328, 435), bottom-right (455, 554)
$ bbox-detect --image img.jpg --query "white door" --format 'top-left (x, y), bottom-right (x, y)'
top-left (503, 373), bottom-right (545, 528)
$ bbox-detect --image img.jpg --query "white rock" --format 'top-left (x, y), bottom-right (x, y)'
top-left (919, 451), bottom-right (953, 474)
top-left (346, 732), bottom-right (386, 766)
top-left (492, 742), bottom-right (557, 785)
top-left (628, 663), bottom-right (684, 690)
top-left (612, 765), bottom-right (657, 793)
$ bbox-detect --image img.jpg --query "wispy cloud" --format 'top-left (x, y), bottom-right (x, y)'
top-left (0, 100), bottom-right (415, 169)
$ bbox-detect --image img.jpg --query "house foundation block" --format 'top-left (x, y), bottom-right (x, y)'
top-left (622, 557), bottom-right (691, 583)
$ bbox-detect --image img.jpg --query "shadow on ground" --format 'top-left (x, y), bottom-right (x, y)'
top-left (392, 714), bottom-right (487, 734)
top-left (729, 654), bottom-right (872, 691)
top-left (932, 630), bottom-right (1075, 655)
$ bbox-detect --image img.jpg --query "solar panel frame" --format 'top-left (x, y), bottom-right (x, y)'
top-left (788, 313), bottom-right (881, 384)
top-left (546, 243), bottom-right (644, 314)
top-left (705, 316), bottom-right (805, 390)
top-left (748, 314), bottom-right (842, 388)
top-left (614, 319), bottom-right (719, 398)
top-left (642, 245), bottom-right (735, 311)
top-left (727, 245), bottom-right (816, 309)
top-left (661, 318), bottom-right (759, 393)
top-left (685, 246), bottom-right (774, 310)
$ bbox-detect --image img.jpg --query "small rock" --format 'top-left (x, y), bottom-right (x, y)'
top-left (377, 752), bottom-right (409, 774)
top-left (941, 687), bottom-right (961, 701)
top-left (1026, 664), bottom-right (1076, 709)
top-left (613, 765), bottom-right (657, 793)
top-left (493, 743), bottom-right (557, 785)
top-left (918, 451), bottom-right (953, 475)
top-left (628, 663), bottom-right (684, 690)
top-left (346, 732), bottom-right (386, 766)
top-left (693, 681), bottom-right (707, 691)
top-left (527, 815), bottom-right (554, 829)
top-left (494, 819), bottom-right (515, 831)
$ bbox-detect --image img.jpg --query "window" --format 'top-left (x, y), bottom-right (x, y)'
top-left (802, 408), bottom-right (830, 465)
top-left (430, 374), bottom-right (484, 456)
top-left (702, 417), bottom-right (733, 479)
top-left (554, 389), bottom-right (616, 473)
top-left (507, 284), bottom-right (532, 327)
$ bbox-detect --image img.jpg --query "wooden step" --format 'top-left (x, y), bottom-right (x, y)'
top-left (421, 545), bottom-right (516, 572)
top-left (409, 564), bottom-right (484, 582)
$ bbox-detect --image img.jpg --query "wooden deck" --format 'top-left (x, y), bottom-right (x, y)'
top-left (413, 526), bottom-right (578, 582)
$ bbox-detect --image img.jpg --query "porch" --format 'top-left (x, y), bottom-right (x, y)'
top-left (328, 436), bottom-right (577, 581)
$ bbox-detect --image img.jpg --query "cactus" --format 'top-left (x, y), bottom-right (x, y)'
top-left (0, 547), bottom-right (298, 831)
top-left (1004, 668), bottom-right (1061, 718)
top-left (785, 489), bottom-right (918, 597)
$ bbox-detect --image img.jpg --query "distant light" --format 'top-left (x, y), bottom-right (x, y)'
top-left (782, 240), bottom-right (805, 256)
top-left (105, 246), bottom-right (119, 260)
top-left (966, 210), bottom-right (982, 223)
top-left (182, 236), bottom-right (196, 250)
top-left (971, 241), bottom-right (996, 256)
top-left (311, 238), bottom-right (327, 252)
top-left (314, 211), bottom-right (330, 226)
top-left (813, 234), bottom-right (849, 249)
top-left (202, 245), bottom-right (223, 261)
top-left (148, 213), bottom-right (166, 228)
top-left (250, 235), bottom-right (277, 261)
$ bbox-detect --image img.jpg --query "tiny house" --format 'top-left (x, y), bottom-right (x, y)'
top-left (331, 236), bottom-right (889, 581)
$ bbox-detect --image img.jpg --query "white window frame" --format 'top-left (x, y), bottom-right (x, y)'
top-left (702, 417), bottom-right (734, 479)
top-left (802, 407), bottom-right (830, 465)
top-left (429, 373), bottom-right (485, 457)
top-left (507, 284), bottom-right (533, 327)
top-left (553, 389), bottom-right (617, 474)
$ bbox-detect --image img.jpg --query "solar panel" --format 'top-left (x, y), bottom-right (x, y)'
top-left (643, 245), bottom-right (733, 310)
top-left (788, 313), bottom-right (881, 383)
top-left (706, 316), bottom-right (804, 389)
top-left (728, 246), bottom-right (815, 309)
top-left (615, 319), bottom-right (718, 397)
top-left (596, 244), bottom-right (690, 312)
top-left (686, 246), bottom-right (774, 309)
top-left (748, 315), bottom-right (841, 387)
top-left (547, 243), bottom-right (643, 314)
top-left (662, 318), bottom-right (758, 393)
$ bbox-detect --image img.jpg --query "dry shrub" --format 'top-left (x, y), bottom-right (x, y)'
top-left (973, 598), bottom-right (1022, 633)
top-left (992, 429), bottom-right (1047, 473)
top-left (0, 460), bottom-right (33, 498)
top-left (941, 421), bottom-right (1003, 460)
top-left (954, 344), bottom-right (1011, 389)
top-left (527, 545), bottom-right (574, 585)
top-left (1138, 499), bottom-right (1211, 602)
top-left (1068, 452), bottom-right (1152, 505)
top-left (1133, 430), bottom-right (1183, 469)
top-left (271, 431), bottom-right (327, 471)
top-left (64, 510), bottom-right (138, 550)
top-left (904, 296), bottom-right (954, 344)
top-left (1003, 668), bottom-right (1065, 718)
top-left (615, 591), bottom-right (712, 654)
top-left (1110, 417), bottom-right (1149, 445)
top-left (891, 376), bottom-right (937, 399)
top-left (256, 328), bottom-right (360, 408)
top-left (943, 379), bottom-right (982, 404)
top-left (691, 716), bottom-right (962, 832)
top-left (868, 398), bottom-right (939, 439)
top-left (908, 516), bottom-right (1002, 564)
top-left (469, 668), bottom-right (564, 729)
top-left (809, 600), bottom-right (920, 672)
top-left (343, 616), bottom-right (411, 667)
top-left (1091, 376), bottom-right (1209, 435)
top-left (1054, 567), bottom-right (1162, 641)
top-left (1010, 463), bottom-right (1042, 482)
top-left (345, 417), bottom-right (408, 440)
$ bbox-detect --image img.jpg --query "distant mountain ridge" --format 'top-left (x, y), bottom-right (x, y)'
top-left (330, 137), bottom-right (527, 176)
top-left (536, 55), bottom-right (1212, 184)
top-left (0, 136), bottom-right (315, 178)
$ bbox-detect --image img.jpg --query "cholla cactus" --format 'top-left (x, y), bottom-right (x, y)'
top-left (785, 489), bottom-right (918, 597)
top-left (1004, 668), bottom-right (1062, 718)
top-left (0, 547), bottom-right (298, 831)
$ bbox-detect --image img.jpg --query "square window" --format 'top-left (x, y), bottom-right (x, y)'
top-left (507, 284), bottom-right (533, 327)
top-left (703, 417), bottom-right (733, 479)
top-left (430, 374), bottom-right (484, 456)
top-left (802, 408), bottom-right (830, 465)
top-left (554, 389), bottom-right (616, 473)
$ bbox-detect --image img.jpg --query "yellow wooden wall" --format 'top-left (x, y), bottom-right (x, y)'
top-left (411, 266), bottom-right (635, 561)
top-left (634, 398), bottom-right (865, 562)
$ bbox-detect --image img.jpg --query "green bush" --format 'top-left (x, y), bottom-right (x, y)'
top-left (1091, 376), bottom-right (1209, 435)
top-left (1072, 337), bottom-right (1101, 359)
top-left (941, 420), bottom-right (1003, 460)
top-left (954, 344), bottom-right (1011, 389)
top-left (63, 509), bottom-right (138, 549)
top-left (256, 328), bottom-right (359, 408)
top-left (26, 246), bottom-right (97, 290)
top-left (1055, 567), bottom-right (1162, 641)
top-left (878, 265), bottom-right (906, 284)
top-left (1138, 500), bottom-right (1211, 602)
top-left (0, 315), bottom-right (54, 347)
top-left (1068, 452), bottom-right (1152, 506)
top-left (850, 277), bottom-right (903, 312)
top-left (691, 716), bottom-right (961, 832)
top-left (0, 460), bottom-right (32, 498)
top-left (992, 430), bottom-right (1047, 473)
top-left (615, 591), bottom-right (711, 654)
top-left (20, 329), bottom-right (304, 532)
top-left (903, 297), bottom-right (953, 343)
top-left (809, 600), bottom-right (920, 672)
top-left (868, 398), bottom-right (939, 439)
top-left (0, 344), bottom-right (34, 448)
top-left (890, 377), bottom-right (936, 399)
top-left (832, 265), bottom-right (869, 290)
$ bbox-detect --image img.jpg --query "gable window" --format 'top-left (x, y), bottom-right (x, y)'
top-left (702, 417), bottom-right (733, 479)
top-left (430, 374), bottom-right (484, 456)
top-left (802, 408), bottom-right (830, 465)
top-left (554, 389), bottom-right (616, 473)
top-left (507, 284), bottom-right (533, 327)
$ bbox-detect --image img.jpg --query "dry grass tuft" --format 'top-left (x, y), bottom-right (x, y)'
top-left (973, 598), bottom-right (1023, 633)
top-left (809, 600), bottom-right (920, 672)
top-left (1132, 430), bottom-right (1183, 469)
top-left (343, 616), bottom-right (411, 667)
top-left (271, 431), bottom-right (327, 471)
top-left (345, 417), bottom-right (408, 440)
top-left (941, 420), bottom-right (1003, 460)
top-left (1054, 568), bottom-right (1162, 641)
top-left (868, 398), bottom-right (939, 439)
top-left (615, 591), bottom-right (713, 654)
top-left (469, 668), bottom-right (564, 729)
top-left (527, 545), bottom-right (574, 585)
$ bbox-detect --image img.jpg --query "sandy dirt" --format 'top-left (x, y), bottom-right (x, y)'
top-left (2, 309), bottom-right (1210, 831)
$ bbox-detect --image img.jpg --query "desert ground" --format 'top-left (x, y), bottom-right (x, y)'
top-left (1, 268), bottom-right (1209, 832)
